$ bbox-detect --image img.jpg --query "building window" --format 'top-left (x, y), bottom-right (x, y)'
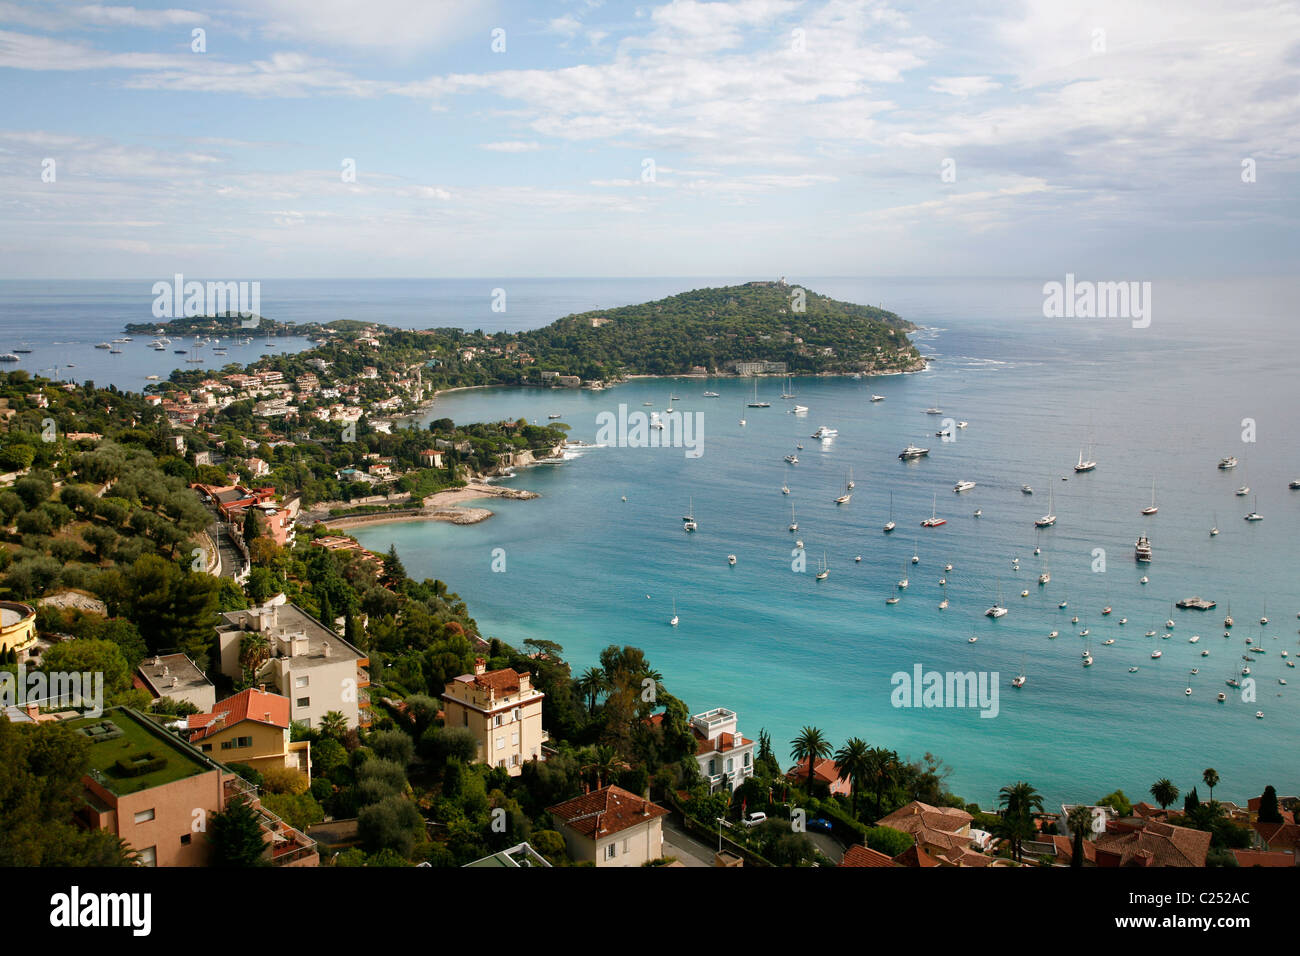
top-left (513, 707), bottom-right (521, 722)
top-left (462, 711), bottom-right (468, 727)
top-left (604, 844), bottom-right (616, 861)
top-left (708, 759), bottom-right (716, 776)
top-left (138, 846), bottom-right (157, 867)
top-left (744, 752), bottom-right (751, 767)
top-left (726, 758), bottom-right (733, 773)
top-left (221, 741), bottom-right (233, 750)
top-left (511, 731), bottom-right (519, 745)
top-left (134, 808), bottom-right (155, 824)
top-left (295, 675), bottom-right (309, 688)
top-left (297, 697), bottom-right (310, 708)
top-left (237, 736), bottom-right (252, 748)
top-left (496, 736), bottom-right (504, 751)
top-left (201, 744), bottom-right (212, 753)
top-left (180, 834), bottom-right (191, 846)
top-left (494, 714), bottom-right (502, 727)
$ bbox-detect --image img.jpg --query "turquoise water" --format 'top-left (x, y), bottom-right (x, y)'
top-left (354, 276), bottom-right (1300, 809)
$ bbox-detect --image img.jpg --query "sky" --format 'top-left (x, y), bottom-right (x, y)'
top-left (0, 0), bottom-right (1297, 280)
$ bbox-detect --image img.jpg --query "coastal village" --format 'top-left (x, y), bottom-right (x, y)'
top-left (0, 316), bottom-right (1294, 869)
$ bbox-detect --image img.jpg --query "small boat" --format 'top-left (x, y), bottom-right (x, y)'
top-left (1021, 590), bottom-right (1030, 597)
top-left (815, 552), bottom-right (829, 580)
top-left (957, 421), bottom-right (968, 429)
top-left (12, 347), bottom-right (31, 353)
top-left (1236, 485), bottom-right (1250, 496)
top-left (1012, 673), bottom-right (1026, 688)
top-left (1140, 575), bottom-right (1149, 584)
top-left (1256, 711), bottom-right (1264, 719)
top-left (925, 406), bottom-right (943, 415)
top-left (1021, 485), bottom-right (1033, 494)
top-left (897, 565), bottom-right (909, 589)
top-left (1129, 667), bottom-right (1139, 673)
top-left (1102, 606), bottom-right (1112, 616)
top-left (1039, 568), bottom-right (1050, 585)
top-left (703, 390), bottom-right (719, 398)
top-left (791, 405), bottom-right (808, 413)
top-left (886, 596), bottom-right (899, 605)
top-left (973, 508), bottom-right (982, 517)
top-left (670, 599), bottom-right (679, 627)
top-left (1244, 495), bottom-right (1263, 521)
top-left (938, 584), bottom-right (949, 610)
top-left (782, 483), bottom-right (790, 495)
top-left (1083, 653), bottom-right (1094, 667)
top-left (1141, 477), bottom-right (1158, 515)
top-left (944, 563), bottom-right (953, 572)
top-left (835, 472), bottom-right (853, 505)
top-left (855, 555), bottom-right (862, 563)
top-left (548, 413), bottom-right (562, 419)
top-left (1185, 687), bottom-right (1192, 696)
top-left (0, 353), bottom-right (19, 363)
top-left (145, 374), bottom-right (159, 380)
top-left (109, 348), bottom-right (123, 354)
top-left (1189, 635), bottom-right (1200, 643)
top-left (870, 395), bottom-right (885, 402)
top-left (1151, 650), bottom-right (1162, 659)
top-left (1049, 630), bottom-right (1059, 638)
top-left (1060, 599), bottom-right (1069, 609)
top-left (785, 454), bottom-right (799, 465)
top-left (920, 494), bottom-right (946, 526)
top-left (846, 468), bottom-right (854, 490)
top-left (789, 504), bottom-right (798, 532)
top-left (954, 480), bottom-right (976, 493)
top-left (898, 443), bottom-right (929, 460)
top-left (1218, 456), bottom-right (1238, 469)
top-left (1290, 479), bottom-right (1300, 489)
top-left (811, 426), bottom-right (838, 439)
top-left (1072, 616), bottom-right (1080, 624)
top-left (985, 582), bottom-right (1008, 618)
top-left (1217, 693), bottom-right (1227, 702)
top-left (1102, 638), bottom-right (1114, 645)
top-left (1035, 486), bottom-right (1057, 527)
top-left (795, 540), bottom-right (804, 550)
top-left (94, 342), bottom-right (111, 349)
top-left (727, 554), bottom-right (736, 566)
top-left (883, 493), bottom-right (896, 533)
top-left (682, 496), bottom-right (697, 532)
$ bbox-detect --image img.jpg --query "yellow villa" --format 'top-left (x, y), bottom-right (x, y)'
top-left (0, 601), bottom-right (36, 658)
top-left (185, 687), bottom-right (311, 778)
top-left (440, 658), bottom-right (547, 776)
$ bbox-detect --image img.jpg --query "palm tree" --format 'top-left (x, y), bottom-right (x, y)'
top-left (1150, 778), bottom-right (1179, 811)
top-left (319, 710), bottom-right (347, 741)
top-left (834, 737), bottom-right (871, 817)
top-left (998, 781), bottom-right (1045, 862)
top-left (1202, 768), bottom-right (1220, 803)
top-left (789, 726), bottom-right (831, 796)
top-left (238, 632), bottom-right (270, 673)
top-left (577, 667), bottom-right (605, 716)
top-left (1066, 804), bottom-right (1095, 868)
top-left (864, 746), bottom-right (899, 819)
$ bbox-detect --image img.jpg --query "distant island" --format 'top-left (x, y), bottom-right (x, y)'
top-left (135, 280), bottom-right (924, 398)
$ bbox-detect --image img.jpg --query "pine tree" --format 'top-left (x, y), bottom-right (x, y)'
top-left (242, 507), bottom-right (260, 542)
top-left (1258, 785), bottom-right (1283, 824)
top-left (384, 544), bottom-right (406, 585)
top-left (208, 799), bottom-right (268, 867)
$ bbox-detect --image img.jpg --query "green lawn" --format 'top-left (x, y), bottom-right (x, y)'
top-left (71, 708), bottom-right (211, 795)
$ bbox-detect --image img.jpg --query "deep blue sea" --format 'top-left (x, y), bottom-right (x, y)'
top-left (4, 276), bottom-right (1297, 809)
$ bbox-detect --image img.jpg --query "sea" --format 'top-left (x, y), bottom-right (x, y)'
top-left (3, 275), bottom-right (1297, 809)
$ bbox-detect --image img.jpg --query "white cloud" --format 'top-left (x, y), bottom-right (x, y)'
top-left (929, 75), bottom-right (1001, 97)
top-left (479, 140), bottom-right (541, 152)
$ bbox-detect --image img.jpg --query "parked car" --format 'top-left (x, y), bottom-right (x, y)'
top-left (743, 811), bottom-right (768, 828)
top-left (807, 817), bottom-right (833, 834)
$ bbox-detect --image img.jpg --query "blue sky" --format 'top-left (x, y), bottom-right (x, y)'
top-left (0, 0), bottom-right (1297, 279)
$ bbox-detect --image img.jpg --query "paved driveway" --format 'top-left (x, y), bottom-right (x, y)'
top-left (661, 817), bottom-right (720, 868)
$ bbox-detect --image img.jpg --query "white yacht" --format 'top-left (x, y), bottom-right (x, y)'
top-left (1244, 496), bottom-right (1263, 521)
top-left (1135, 534), bottom-right (1153, 563)
top-left (985, 583), bottom-right (1008, 618)
top-left (870, 395), bottom-right (885, 402)
top-left (785, 454), bottom-right (799, 465)
top-left (1219, 456), bottom-right (1238, 469)
top-left (815, 552), bottom-right (829, 580)
top-left (883, 492), bottom-right (896, 533)
top-left (1035, 486), bottom-right (1057, 527)
top-left (811, 426), bottom-right (838, 439)
top-left (682, 497), bottom-right (697, 532)
top-left (954, 480), bottom-right (977, 493)
top-left (898, 443), bottom-right (929, 460)
top-left (1141, 477), bottom-right (1158, 515)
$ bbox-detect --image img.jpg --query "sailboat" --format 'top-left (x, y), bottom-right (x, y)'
top-left (669, 598), bottom-right (679, 627)
top-left (788, 503), bottom-right (798, 532)
top-left (746, 378), bottom-right (770, 408)
top-left (920, 493), bottom-right (946, 526)
top-left (985, 581), bottom-right (1008, 618)
top-left (682, 497), bottom-right (697, 532)
top-left (911, 539), bottom-right (920, 564)
top-left (1141, 477), bottom-right (1158, 515)
top-left (846, 467), bottom-right (855, 491)
top-left (739, 404), bottom-right (746, 427)
top-left (782, 483), bottom-right (790, 495)
top-left (883, 493), bottom-right (896, 533)
top-left (1075, 434), bottom-right (1097, 472)
top-left (1035, 485), bottom-right (1056, 527)
top-left (835, 473), bottom-right (852, 505)
top-left (897, 563), bottom-right (909, 589)
top-left (1038, 560), bottom-right (1050, 585)
top-left (816, 551), bottom-right (829, 580)
top-left (780, 376), bottom-right (797, 400)
top-left (1244, 495), bottom-right (1263, 521)
top-left (938, 582), bottom-right (949, 610)
top-left (1210, 512), bottom-right (1219, 536)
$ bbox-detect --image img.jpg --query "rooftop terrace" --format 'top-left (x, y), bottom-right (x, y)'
top-left (71, 707), bottom-right (216, 796)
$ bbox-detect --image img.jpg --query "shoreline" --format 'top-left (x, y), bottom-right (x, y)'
top-left (315, 481), bottom-right (539, 530)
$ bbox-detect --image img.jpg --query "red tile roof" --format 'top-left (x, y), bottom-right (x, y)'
top-left (785, 756), bottom-right (845, 786)
top-left (840, 844), bottom-right (898, 868)
top-left (893, 844), bottom-right (940, 867)
top-left (547, 786), bottom-right (669, 839)
top-left (1093, 820), bottom-right (1211, 867)
top-left (1254, 821), bottom-right (1300, 851)
top-left (1231, 849), bottom-right (1295, 867)
top-left (187, 688), bottom-right (290, 741)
